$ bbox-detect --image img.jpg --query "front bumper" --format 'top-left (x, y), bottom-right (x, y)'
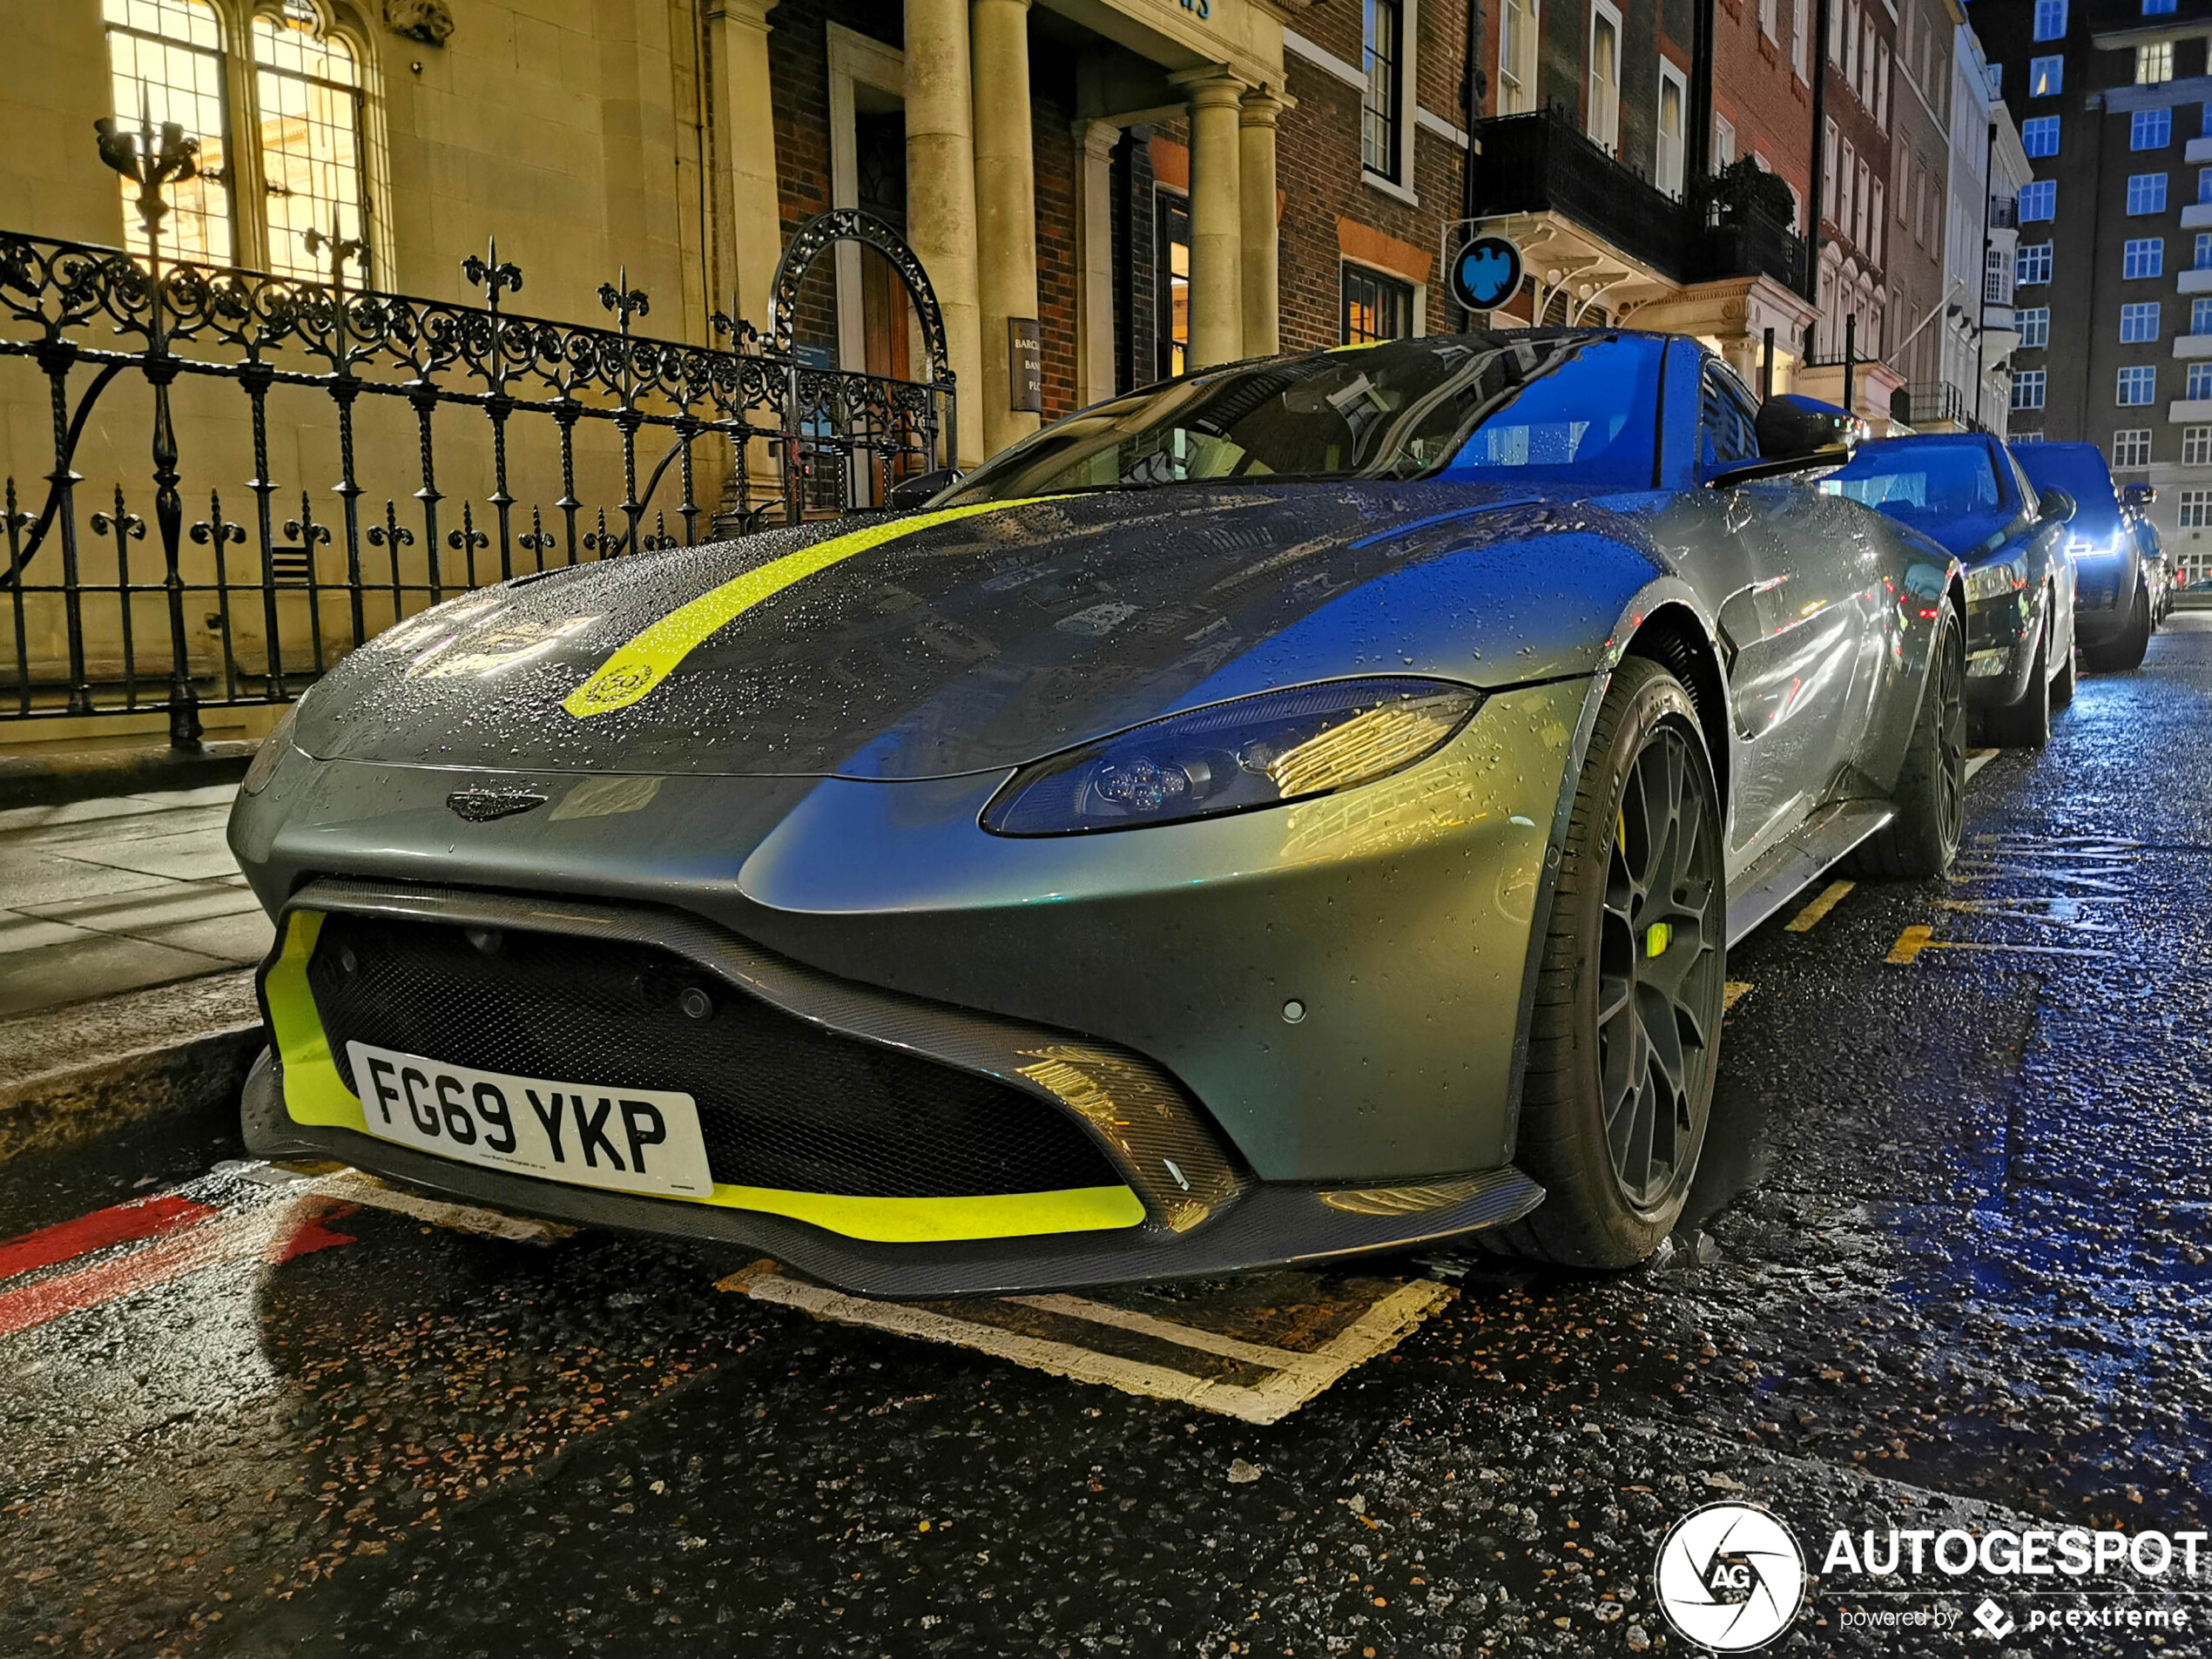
top-left (1964, 588), bottom-right (2041, 710)
top-left (244, 880), bottom-right (1543, 1298)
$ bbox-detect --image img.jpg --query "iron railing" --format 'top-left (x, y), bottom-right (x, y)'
top-left (1897, 381), bottom-right (1988, 433)
top-left (0, 209), bottom-right (955, 741)
top-left (1468, 108), bottom-right (1806, 293)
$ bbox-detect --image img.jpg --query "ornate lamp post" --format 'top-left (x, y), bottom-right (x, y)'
top-left (94, 95), bottom-right (205, 746)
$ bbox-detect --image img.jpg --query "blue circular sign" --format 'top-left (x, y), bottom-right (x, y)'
top-left (1449, 235), bottom-right (1524, 313)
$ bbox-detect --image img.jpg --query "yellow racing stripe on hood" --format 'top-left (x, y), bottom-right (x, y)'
top-left (563, 498), bottom-right (1043, 718)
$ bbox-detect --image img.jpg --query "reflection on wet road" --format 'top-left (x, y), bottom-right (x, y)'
top-left (5, 621), bottom-right (2212, 1655)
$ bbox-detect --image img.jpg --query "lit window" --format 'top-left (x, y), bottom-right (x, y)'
top-left (2134, 109), bottom-right (2173, 150)
top-left (1364, 0), bottom-right (1406, 178)
top-left (2185, 427), bottom-right (2212, 465)
top-left (2198, 231), bottom-right (2212, 269)
top-left (2122, 301), bottom-right (2161, 342)
top-left (1342, 265), bottom-right (1413, 344)
top-left (2033, 0), bottom-right (2066, 41)
top-left (2013, 369), bottom-right (2047, 410)
top-left (2194, 297), bottom-right (2212, 335)
top-left (2119, 365), bottom-right (2158, 405)
top-left (2139, 41), bottom-right (2174, 84)
top-left (2189, 361), bottom-right (2212, 399)
top-left (2182, 488), bottom-right (2212, 528)
top-left (2146, 0), bottom-right (2178, 13)
top-left (2029, 56), bottom-right (2063, 97)
top-left (2021, 180), bottom-right (2057, 220)
top-left (2124, 237), bottom-right (2165, 279)
top-left (253, 2), bottom-right (368, 282)
top-left (2018, 307), bottom-right (2050, 348)
top-left (2114, 429), bottom-right (2154, 468)
top-left (2017, 241), bottom-right (2054, 285)
top-left (1656, 65), bottom-right (1688, 199)
top-left (1585, 1), bottom-right (1622, 155)
top-left (1155, 194), bottom-right (1189, 380)
top-left (2022, 117), bottom-right (2060, 158)
top-left (2128, 173), bottom-right (2168, 214)
top-left (99, 0), bottom-right (233, 263)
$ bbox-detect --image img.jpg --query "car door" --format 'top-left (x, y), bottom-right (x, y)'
top-left (1689, 364), bottom-right (1882, 873)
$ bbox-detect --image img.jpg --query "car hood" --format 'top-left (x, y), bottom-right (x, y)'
top-left (295, 482), bottom-right (1645, 779)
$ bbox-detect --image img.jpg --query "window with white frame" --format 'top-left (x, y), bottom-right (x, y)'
top-left (2114, 429), bottom-right (2154, 468)
top-left (1988, 246), bottom-right (2009, 303)
top-left (1871, 179), bottom-right (1884, 263)
top-left (2201, 169), bottom-right (2212, 204)
top-left (2014, 369), bottom-right (2047, 409)
top-left (1715, 112), bottom-right (1737, 165)
top-left (2197, 231), bottom-right (2212, 268)
top-left (1499, 0), bottom-right (1539, 115)
top-left (2029, 55), bottom-right (2062, 96)
top-left (2194, 297), bottom-right (2212, 334)
top-left (2134, 109), bottom-right (2173, 150)
top-left (1853, 157), bottom-right (1870, 246)
top-left (2019, 307), bottom-right (2050, 348)
top-left (1342, 264), bottom-right (1414, 343)
top-left (2189, 361), bottom-right (2212, 399)
top-left (1363, 0), bottom-right (1407, 180)
top-left (2023, 116), bottom-right (2060, 157)
top-left (2139, 41), bottom-right (2175, 84)
top-left (2033, 0), bottom-right (2067, 39)
top-left (1587, 0), bottom-right (1622, 155)
top-left (2021, 180), bottom-right (2056, 220)
top-left (2185, 427), bottom-right (2212, 465)
top-left (2013, 430), bottom-right (2044, 442)
top-left (2147, 0), bottom-right (2178, 14)
top-left (2018, 241), bottom-right (2054, 285)
top-left (2122, 302), bottom-right (2161, 342)
top-left (1656, 59), bottom-right (1688, 198)
top-left (1822, 119), bottom-right (1838, 215)
top-left (2128, 172), bottom-right (2168, 214)
top-left (1876, 42), bottom-right (1890, 128)
top-left (2120, 365), bottom-right (2158, 404)
top-left (1758, 0), bottom-right (1777, 40)
top-left (1843, 0), bottom-right (1858, 79)
top-left (2124, 237), bottom-right (2165, 278)
top-left (2182, 488), bottom-right (2212, 527)
top-left (101, 0), bottom-right (371, 279)
top-left (1791, 0), bottom-right (1810, 77)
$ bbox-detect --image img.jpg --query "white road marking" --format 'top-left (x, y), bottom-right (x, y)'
top-left (718, 1267), bottom-right (1455, 1425)
top-left (1784, 880), bottom-right (1854, 933)
top-left (299, 1169), bottom-right (576, 1244)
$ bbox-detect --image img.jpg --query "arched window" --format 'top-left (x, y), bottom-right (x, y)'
top-left (253, 1), bottom-right (370, 280)
top-left (101, 0), bottom-right (234, 263)
top-left (99, 0), bottom-right (373, 280)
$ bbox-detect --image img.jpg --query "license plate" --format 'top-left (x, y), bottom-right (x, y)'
top-left (345, 1042), bottom-right (714, 1200)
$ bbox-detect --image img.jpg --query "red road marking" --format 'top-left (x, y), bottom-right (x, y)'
top-left (0, 1197), bottom-right (356, 1339)
top-left (0, 1193), bottom-right (219, 1282)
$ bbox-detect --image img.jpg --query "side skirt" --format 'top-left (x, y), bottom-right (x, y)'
top-left (1723, 799), bottom-right (1896, 948)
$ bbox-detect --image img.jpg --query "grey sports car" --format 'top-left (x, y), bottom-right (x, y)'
top-left (229, 329), bottom-right (1966, 1298)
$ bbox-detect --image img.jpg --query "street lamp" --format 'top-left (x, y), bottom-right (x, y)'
top-left (94, 91), bottom-right (205, 746)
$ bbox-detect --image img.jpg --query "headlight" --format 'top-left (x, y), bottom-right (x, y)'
top-left (241, 699), bottom-right (303, 795)
top-left (1965, 556), bottom-right (2027, 603)
top-left (981, 678), bottom-right (1483, 836)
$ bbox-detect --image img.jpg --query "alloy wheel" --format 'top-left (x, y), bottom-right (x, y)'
top-left (1595, 725), bottom-right (1724, 1211)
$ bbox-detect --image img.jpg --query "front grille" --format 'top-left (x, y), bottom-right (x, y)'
top-left (304, 911), bottom-right (1125, 1199)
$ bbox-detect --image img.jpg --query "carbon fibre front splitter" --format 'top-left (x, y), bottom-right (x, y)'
top-left (240, 1051), bottom-right (1544, 1299)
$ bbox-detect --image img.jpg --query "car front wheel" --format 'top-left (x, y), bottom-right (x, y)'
top-left (1844, 597), bottom-right (1965, 880)
top-left (1488, 657), bottom-right (1726, 1269)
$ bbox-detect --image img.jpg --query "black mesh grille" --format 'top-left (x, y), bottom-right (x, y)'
top-left (304, 911), bottom-right (1124, 1199)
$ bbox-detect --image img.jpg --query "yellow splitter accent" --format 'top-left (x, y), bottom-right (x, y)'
top-left (563, 498), bottom-right (1045, 718)
top-left (259, 911), bottom-right (1145, 1243)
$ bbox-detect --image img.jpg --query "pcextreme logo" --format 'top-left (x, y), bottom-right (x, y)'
top-left (1654, 1501), bottom-right (1809, 1651)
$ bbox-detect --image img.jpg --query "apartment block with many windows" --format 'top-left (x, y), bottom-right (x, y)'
top-left (1971, 0), bottom-right (2212, 577)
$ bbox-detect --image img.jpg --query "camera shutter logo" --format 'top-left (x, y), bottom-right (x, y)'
top-left (1653, 1501), bottom-right (1806, 1651)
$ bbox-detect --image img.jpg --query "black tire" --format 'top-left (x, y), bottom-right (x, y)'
top-left (1980, 621), bottom-right (2051, 749)
top-left (1487, 658), bottom-right (1727, 1269)
top-left (2049, 627), bottom-right (2076, 711)
top-left (1844, 597), bottom-right (1965, 879)
top-left (2084, 583), bottom-right (2151, 672)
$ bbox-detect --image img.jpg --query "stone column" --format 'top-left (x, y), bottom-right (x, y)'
top-left (1173, 67), bottom-right (1247, 370)
top-left (970, 0), bottom-right (1041, 455)
top-left (1238, 87), bottom-right (1288, 360)
top-left (709, 0), bottom-right (783, 333)
top-left (1072, 119), bottom-right (1120, 408)
top-left (906, 0), bottom-right (985, 466)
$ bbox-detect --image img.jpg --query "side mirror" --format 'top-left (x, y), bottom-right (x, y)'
top-left (1755, 394), bottom-right (1863, 462)
top-left (2121, 481), bottom-right (2155, 509)
top-left (885, 468), bottom-right (961, 510)
top-left (2038, 487), bottom-right (2077, 525)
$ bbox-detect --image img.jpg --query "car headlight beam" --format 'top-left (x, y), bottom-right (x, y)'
top-left (981, 678), bottom-right (1483, 837)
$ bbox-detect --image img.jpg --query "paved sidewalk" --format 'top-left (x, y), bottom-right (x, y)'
top-left (0, 785), bottom-right (270, 1018)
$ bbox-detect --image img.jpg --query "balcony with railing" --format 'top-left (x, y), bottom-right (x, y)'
top-left (1987, 196), bottom-right (2020, 232)
top-left (1467, 108), bottom-right (1805, 294)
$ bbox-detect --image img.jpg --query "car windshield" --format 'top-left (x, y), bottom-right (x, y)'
top-left (1824, 441), bottom-right (2007, 545)
top-left (939, 333), bottom-right (1664, 503)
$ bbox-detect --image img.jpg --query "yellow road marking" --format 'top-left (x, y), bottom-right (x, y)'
top-left (1723, 981), bottom-right (1754, 1012)
top-left (563, 498), bottom-right (1042, 718)
top-left (1886, 925), bottom-right (2111, 963)
top-left (1885, 925), bottom-right (1934, 965)
top-left (1964, 748), bottom-right (1998, 783)
top-left (1784, 880), bottom-right (1855, 933)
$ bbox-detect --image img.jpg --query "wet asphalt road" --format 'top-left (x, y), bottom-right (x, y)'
top-left (4, 619), bottom-right (2212, 1657)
